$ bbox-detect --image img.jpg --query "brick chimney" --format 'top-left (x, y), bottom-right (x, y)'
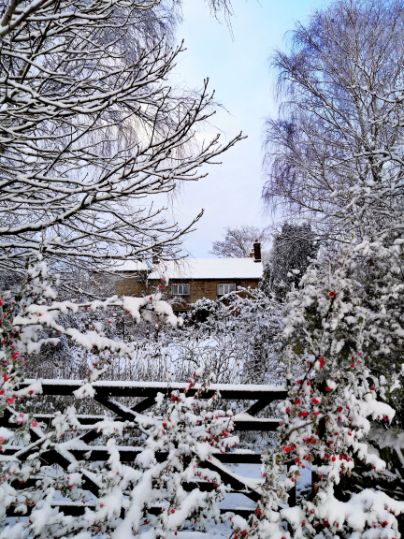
top-left (253, 240), bottom-right (261, 262)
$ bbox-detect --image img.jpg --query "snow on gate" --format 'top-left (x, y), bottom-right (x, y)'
top-left (1, 379), bottom-right (291, 518)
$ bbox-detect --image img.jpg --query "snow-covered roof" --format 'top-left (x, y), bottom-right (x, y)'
top-left (148, 258), bottom-right (263, 280)
top-left (112, 257), bottom-right (263, 279)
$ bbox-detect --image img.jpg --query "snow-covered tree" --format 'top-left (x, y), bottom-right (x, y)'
top-left (0, 0), bottom-right (242, 280)
top-left (263, 0), bottom-right (403, 236)
top-left (211, 226), bottom-right (270, 258)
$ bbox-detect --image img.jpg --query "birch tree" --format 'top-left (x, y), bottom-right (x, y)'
top-left (263, 0), bottom-right (403, 236)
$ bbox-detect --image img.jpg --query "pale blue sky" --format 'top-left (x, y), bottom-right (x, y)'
top-left (170, 0), bottom-right (330, 257)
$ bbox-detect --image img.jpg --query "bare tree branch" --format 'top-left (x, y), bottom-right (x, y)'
top-left (0, 0), bottom-right (244, 278)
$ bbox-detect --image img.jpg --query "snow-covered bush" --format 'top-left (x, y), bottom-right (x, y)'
top-left (187, 289), bottom-right (284, 385)
top-left (120, 370), bottom-right (238, 537)
top-left (0, 260), bottom-right (240, 537)
top-left (262, 223), bottom-right (318, 301)
top-left (236, 233), bottom-right (404, 538)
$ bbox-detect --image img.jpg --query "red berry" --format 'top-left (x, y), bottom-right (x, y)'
top-left (318, 356), bottom-right (325, 368)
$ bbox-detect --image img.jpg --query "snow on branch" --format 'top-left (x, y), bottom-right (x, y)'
top-left (0, 0), bottom-right (244, 275)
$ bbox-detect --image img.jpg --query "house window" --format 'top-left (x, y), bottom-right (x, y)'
top-left (171, 283), bottom-right (190, 296)
top-left (217, 283), bottom-right (236, 296)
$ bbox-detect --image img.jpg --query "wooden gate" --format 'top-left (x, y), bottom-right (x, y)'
top-left (1, 379), bottom-right (288, 517)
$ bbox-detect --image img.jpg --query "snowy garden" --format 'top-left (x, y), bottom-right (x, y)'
top-left (0, 0), bottom-right (403, 537)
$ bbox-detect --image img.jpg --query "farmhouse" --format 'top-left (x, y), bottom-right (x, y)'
top-left (115, 242), bottom-right (263, 311)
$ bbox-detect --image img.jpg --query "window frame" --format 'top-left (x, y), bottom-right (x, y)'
top-left (217, 282), bottom-right (237, 297)
top-left (171, 282), bottom-right (190, 296)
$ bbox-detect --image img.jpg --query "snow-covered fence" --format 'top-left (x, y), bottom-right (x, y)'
top-left (1, 379), bottom-right (288, 518)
